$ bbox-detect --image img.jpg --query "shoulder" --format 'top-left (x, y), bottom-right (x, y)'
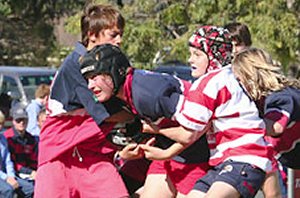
top-left (191, 67), bottom-right (237, 94)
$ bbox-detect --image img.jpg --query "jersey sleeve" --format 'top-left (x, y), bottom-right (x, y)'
top-left (264, 93), bottom-right (293, 130)
top-left (175, 77), bottom-right (216, 131)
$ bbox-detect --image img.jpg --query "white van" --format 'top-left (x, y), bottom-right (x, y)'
top-left (0, 66), bottom-right (56, 120)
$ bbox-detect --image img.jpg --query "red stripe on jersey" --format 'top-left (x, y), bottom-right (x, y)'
top-left (184, 89), bottom-right (215, 112)
top-left (215, 86), bottom-right (232, 107)
top-left (181, 112), bottom-right (208, 125)
top-left (209, 143), bottom-right (273, 166)
top-left (265, 111), bottom-right (289, 130)
top-left (180, 79), bottom-right (192, 95)
top-left (215, 128), bottom-right (266, 145)
top-left (186, 71), bottom-right (232, 112)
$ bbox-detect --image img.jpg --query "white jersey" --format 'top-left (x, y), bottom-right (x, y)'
top-left (175, 66), bottom-right (273, 172)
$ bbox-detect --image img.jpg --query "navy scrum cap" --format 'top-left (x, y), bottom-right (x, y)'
top-left (80, 44), bottom-right (131, 94)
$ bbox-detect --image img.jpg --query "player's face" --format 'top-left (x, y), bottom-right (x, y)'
top-left (188, 47), bottom-right (209, 78)
top-left (87, 74), bottom-right (114, 102)
top-left (95, 26), bottom-right (123, 47)
top-left (233, 41), bottom-right (248, 55)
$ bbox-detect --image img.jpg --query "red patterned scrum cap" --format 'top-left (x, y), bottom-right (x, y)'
top-left (189, 25), bottom-right (233, 72)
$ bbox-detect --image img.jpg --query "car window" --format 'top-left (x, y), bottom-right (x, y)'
top-left (0, 75), bottom-right (20, 119)
top-left (1, 75), bottom-right (20, 96)
top-left (20, 75), bottom-right (54, 101)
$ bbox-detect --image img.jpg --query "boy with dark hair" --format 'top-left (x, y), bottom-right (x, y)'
top-left (224, 22), bottom-right (252, 55)
top-left (35, 4), bottom-right (135, 197)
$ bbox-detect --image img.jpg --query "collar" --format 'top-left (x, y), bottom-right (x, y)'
top-left (122, 68), bottom-right (138, 114)
top-left (74, 42), bottom-right (87, 56)
top-left (12, 127), bottom-right (26, 138)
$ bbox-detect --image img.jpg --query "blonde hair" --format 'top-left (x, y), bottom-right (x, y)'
top-left (232, 47), bottom-right (300, 101)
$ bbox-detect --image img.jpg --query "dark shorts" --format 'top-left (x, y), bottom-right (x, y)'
top-left (193, 160), bottom-right (266, 198)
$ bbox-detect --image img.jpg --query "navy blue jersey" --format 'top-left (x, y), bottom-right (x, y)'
top-left (264, 87), bottom-right (300, 168)
top-left (48, 42), bottom-right (122, 125)
top-left (131, 69), bottom-right (209, 164)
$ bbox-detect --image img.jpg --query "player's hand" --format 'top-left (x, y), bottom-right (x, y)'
top-left (140, 138), bottom-right (171, 160)
top-left (6, 176), bottom-right (19, 189)
top-left (119, 143), bottom-right (144, 160)
top-left (30, 170), bottom-right (37, 180)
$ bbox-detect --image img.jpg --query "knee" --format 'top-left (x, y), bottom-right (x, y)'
top-left (263, 190), bottom-right (281, 198)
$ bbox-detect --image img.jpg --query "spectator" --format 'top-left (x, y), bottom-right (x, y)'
top-left (26, 84), bottom-right (50, 138)
top-left (3, 103), bottom-right (38, 181)
top-left (37, 108), bottom-right (46, 131)
top-left (0, 110), bottom-right (6, 134)
top-left (0, 133), bottom-right (34, 198)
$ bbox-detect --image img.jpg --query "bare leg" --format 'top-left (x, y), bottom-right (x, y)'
top-left (261, 171), bottom-right (282, 198)
top-left (186, 189), bottom-right (206, 198)
top-left (140, 174), bottom-right (176, 198)
top-left (176, 192), bottom-right (187, 198)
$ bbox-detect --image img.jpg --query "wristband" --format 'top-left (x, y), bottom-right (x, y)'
top-left (113, 151), bottom-right (126, 170)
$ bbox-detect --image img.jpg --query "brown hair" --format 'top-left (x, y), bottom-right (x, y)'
top-left (232, 47), bottom-right (300, 101)
top-left (81, 4), bottom-right (125, 47)
top-left (35, 84), bottom-right (50, 99)
top-left (224, 22), bottom-right (252, 47)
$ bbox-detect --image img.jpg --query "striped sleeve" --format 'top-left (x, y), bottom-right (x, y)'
top-left (176, 70), bottom-right (231, 131)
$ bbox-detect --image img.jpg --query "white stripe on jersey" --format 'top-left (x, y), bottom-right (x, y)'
top-left (176, 66), bottom-right (272, 171)
top-left (213, 116), bottom-right (265, 132)
top-left (175, 111), bottom-right (206, 132)
top-left (211, 133), bottom-right (266, 159)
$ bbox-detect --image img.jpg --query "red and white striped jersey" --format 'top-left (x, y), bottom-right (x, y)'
top-left (175, 66), bottom-right (273, 172)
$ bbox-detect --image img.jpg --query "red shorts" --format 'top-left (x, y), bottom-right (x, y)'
top-left (34, 147), bottom-right (128, 198)
top-left (147, 160), bottom-right (210, 195)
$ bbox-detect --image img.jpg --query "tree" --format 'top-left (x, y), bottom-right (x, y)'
top-left (0, 0), bottom-right (85, 66)
top-left (1, 0), bottom-right (299, 75)
top-left (88, 0), bottom-right (299, 72)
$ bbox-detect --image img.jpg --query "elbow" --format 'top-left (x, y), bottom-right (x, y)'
top-left (179, 130), bottom-right (201, 145)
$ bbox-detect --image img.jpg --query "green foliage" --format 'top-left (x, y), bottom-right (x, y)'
top-left (0, 0), bottom-right (84, 66)
top-left (1, 0), bottom-right (299, 75)
top-left (160, 3), bottom-right (189, 27)
top-left (64, 13), bottom-right (81, 35)
top-left (122, 20), bottom-right (162, 63)
top-left (0, 1), bottom-right (11, 16)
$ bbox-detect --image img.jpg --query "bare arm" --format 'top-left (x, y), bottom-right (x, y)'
top-left (140, 138), bottom-right (188, 160)
top-left (143, 123), bottom-right (205, 145)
